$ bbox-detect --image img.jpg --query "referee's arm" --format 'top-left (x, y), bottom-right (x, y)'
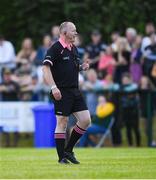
top-left (42, 65), bottom-right (55, 87)
top-left (42, 65), bottom-right (62, 100)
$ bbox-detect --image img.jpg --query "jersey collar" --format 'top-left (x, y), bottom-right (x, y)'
top-left (59, 37), bottom-right (72, 50)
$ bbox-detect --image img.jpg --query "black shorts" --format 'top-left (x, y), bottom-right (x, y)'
top-left (51, 88), bottom-right (88, 116)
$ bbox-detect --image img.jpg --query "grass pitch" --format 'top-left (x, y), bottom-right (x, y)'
top-left (0, 148), bottom-right (156, 179)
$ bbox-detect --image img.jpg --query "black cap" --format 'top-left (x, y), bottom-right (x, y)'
top-left (91, 29), bottom-right (101, 36)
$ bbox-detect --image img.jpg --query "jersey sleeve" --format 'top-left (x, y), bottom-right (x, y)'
top-left (42, 46), bottom-right (56, 67)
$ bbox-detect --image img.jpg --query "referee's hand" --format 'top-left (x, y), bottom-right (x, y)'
top-left (52, 88), bottom-right (62, 101)
top-left (81, 59), bottom-right (90, 71)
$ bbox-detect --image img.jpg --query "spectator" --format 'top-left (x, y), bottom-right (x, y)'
top-left (84, 29), bottom-right (107, 70)
top-left (0, 34), bottom-right (16, 71)
top-left (35, 34), bottom-right (52, 66)
top-left (51, 25), bottom-right (60, 42)
top-left (139, 76), bottom-right (155, 138)
top-left (82, 69), bottom-right (104, 118)
top-left (111, 31), bottom-right (120, 52)
top-left (0, 68), bottom-right (19, 101)
top-left (16, 38), bottom-right (36, 64)
top-left (74, 34), bottom-right (85, 61)
top-left (139, 76), bottom-right (152, 120)
top-left (140, 75), bottom-right (151, 90)
top-left (130, 35), bottom-right (143, 84)
top-left (34, 35), bottom-right (52, 86)
top-left (143, 33), bottom-right (156, 86)
top-left (113, 37), bottom-right (131, 83)
top-left (26, 74), bottom-right (48, 101)
top-left (79, 95), bottom-right (115, 147)
top-left (120, 73), bottom-right (141, 146)
top-left (101, 74), bottom-right (120, 91)
top-left (13, 59), bottom-right (35, 101)
top-left (0, 68), bottom-right (19, 147)
top-left (98, 46), bottom-right (116, 78)
top-left (141, 22), bottom-right (156, 53)
top-left (126, 27), bottom-right (137, 47)
top-left (151, 62), bottom-right (156, 86)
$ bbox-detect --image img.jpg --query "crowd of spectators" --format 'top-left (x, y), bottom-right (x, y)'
top-left (0, 23), bottom-right (156, 147)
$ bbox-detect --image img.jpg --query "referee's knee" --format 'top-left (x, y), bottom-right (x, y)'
top-left (56, 116), bottom-right (68, 131)
top-left (79, 116), bottom-right (91, 129)
top-left (86, 117), bottom-right (91, 127)
top-left (84, 112), bottom-right (91, 127)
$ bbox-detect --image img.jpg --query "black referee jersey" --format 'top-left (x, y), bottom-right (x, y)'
top-left (43, 41), bottom-right (81, 88)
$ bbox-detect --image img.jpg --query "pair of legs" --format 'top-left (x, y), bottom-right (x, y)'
top-left (123, 108), bottom-right (141, 146)
top-left (125, 119), bottom-right (141, 146)
top-left (3, 132), bottom-right (19, 147)
top-left (55, 110), bottom-right (91, 163)
top-left (79, 124), bottom-right (106, 147)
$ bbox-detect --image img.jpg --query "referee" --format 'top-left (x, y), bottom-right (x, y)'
top-left (42, 22), bottom-right (91, 164)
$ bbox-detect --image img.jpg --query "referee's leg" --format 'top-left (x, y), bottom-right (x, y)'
top-left (54, 115), bottom-right (69, 163)
top-left (65, 110), bottom-right (91, 163)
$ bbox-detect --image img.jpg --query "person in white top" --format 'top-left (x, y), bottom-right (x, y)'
top-left (0, 34), bottom-right (16, 69)
top-left (141, 22), bottom-right (156, 54)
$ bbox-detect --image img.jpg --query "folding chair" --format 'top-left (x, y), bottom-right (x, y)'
top-left (95, 116), bottom-right (115, 148)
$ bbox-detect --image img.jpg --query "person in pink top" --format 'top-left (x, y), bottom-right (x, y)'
top-left (98, 46), bottom-right (116, 77)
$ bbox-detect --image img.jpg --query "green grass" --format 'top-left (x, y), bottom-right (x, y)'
top-left (0, 148), bottom-right (156, 179)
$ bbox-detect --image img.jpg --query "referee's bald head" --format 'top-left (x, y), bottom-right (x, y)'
top-left (59, 22), bottom-right (75, 34)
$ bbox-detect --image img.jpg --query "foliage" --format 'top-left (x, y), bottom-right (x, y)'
top-left (0, 0), bottom-right (156, 49)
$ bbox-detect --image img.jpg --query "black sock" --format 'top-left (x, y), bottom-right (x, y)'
top-left (65, 124), bottom-right (86, 152)
top-left (54, 133), bottom-right (66, 161)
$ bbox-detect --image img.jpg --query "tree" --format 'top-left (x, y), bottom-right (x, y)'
top-left (0, 0), bottom-right (156, 50)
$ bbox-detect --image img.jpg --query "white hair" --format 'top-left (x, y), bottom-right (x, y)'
top-left (126, 27), bottom-right (137, 37)
top-left (59, 21), bottom-right (74, 34)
